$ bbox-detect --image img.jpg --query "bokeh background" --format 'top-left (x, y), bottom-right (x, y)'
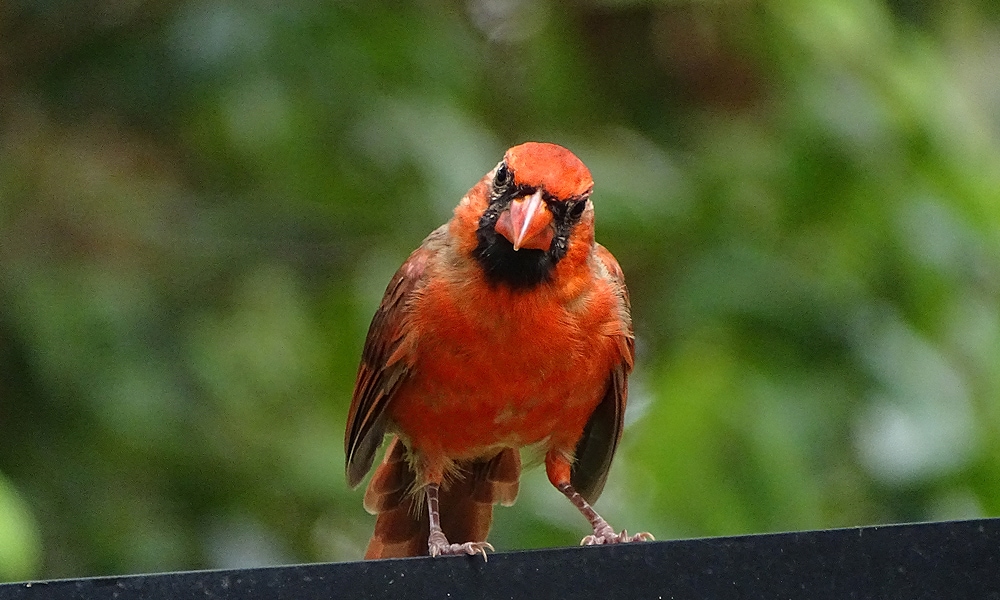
top-left (2, 0), bottom-right (1000, 582)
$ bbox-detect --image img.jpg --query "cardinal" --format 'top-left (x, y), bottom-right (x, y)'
top-left (345, 142), bottom-right (652, 558)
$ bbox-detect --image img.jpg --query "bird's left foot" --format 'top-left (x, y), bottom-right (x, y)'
top-left (581, 525), bottom-right (655, 546)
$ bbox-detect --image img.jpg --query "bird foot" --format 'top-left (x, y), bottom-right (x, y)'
top-left (428, 531), bottom-right (494, 559)
top-left (581, 525), bottom-right (655, 546)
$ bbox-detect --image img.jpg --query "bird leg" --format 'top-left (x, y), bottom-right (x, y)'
top-left (425, 482), bottom-right (494, 559)
top-left (546, 452), bottom-right (653, 546)
top-left (555, 482), bottom-right (655, 545)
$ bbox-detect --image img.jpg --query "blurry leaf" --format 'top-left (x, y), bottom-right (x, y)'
top-left (0, 475), bottom-right (41, 582)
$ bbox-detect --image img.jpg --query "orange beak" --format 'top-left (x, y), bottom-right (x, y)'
top-left (494, 190), bottom-right (554, 251)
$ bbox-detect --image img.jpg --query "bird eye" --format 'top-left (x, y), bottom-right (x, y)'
top-left (569, 200), bottom-right (587, 219)
top-left (494, 163), bottom-right (511, 188)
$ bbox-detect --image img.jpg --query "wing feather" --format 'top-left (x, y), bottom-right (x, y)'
top-left (344, 227), bottom-right (444, 488)
top-left (570, 244), bottom-right (634, 503)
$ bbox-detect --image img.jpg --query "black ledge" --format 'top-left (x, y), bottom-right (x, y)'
top-left (1, 518), bottom-right (998, 600)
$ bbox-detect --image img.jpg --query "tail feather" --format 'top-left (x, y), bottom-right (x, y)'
top-left (363, 438), bottom-right (522, 559)
top-left (477, 446), bottom-right (521, 506)
top-left (363, 437), bottom-right (410, 513)
top-left (364, 503), bottom-right (427, 559)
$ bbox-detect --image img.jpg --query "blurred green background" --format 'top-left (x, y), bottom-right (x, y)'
top-left (2, 0), bottom-right (1000, 582)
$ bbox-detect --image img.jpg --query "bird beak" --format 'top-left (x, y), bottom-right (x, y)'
top-left (494, 190), bottom-right (554, 251)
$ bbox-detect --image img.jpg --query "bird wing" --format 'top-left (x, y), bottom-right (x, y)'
top-left (570, 244), bottom-right (635, 503)
top-left (345, 226), bottom-right (444, 488)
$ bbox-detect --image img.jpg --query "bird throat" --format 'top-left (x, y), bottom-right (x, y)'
top-left (474, 202), bottom-right (567, 289)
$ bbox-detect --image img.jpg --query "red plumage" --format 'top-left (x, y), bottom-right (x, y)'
top-left (345, 142), bottom-right (651, 558)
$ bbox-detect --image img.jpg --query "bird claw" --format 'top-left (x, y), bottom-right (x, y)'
top-left (428, 532), bottom-right (494, 560)
top-left (581, 527), bottom-right (655, 546)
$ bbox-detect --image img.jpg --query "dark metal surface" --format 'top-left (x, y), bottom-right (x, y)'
top-left (2, 518), bottom-right (998, 599)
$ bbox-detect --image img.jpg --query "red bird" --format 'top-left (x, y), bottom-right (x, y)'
top-left (345, 142), bottom-right (652, 558)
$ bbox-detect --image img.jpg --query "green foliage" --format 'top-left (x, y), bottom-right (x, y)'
top-left (0, 474), bottom-right (40, 582)
top-left (1, 0), bottom-right (999, 580)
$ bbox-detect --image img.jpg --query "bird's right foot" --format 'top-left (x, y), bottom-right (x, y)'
top-left (428, 531), bottom-right (493, 559)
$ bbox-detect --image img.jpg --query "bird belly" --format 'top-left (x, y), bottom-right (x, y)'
top-left (389, 364), bottom-right (603, 460)
top-left (387, 284), bottom-right (617, 463)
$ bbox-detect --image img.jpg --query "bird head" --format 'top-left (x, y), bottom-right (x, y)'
top-left (471, 142), bottom-right (595, 289)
